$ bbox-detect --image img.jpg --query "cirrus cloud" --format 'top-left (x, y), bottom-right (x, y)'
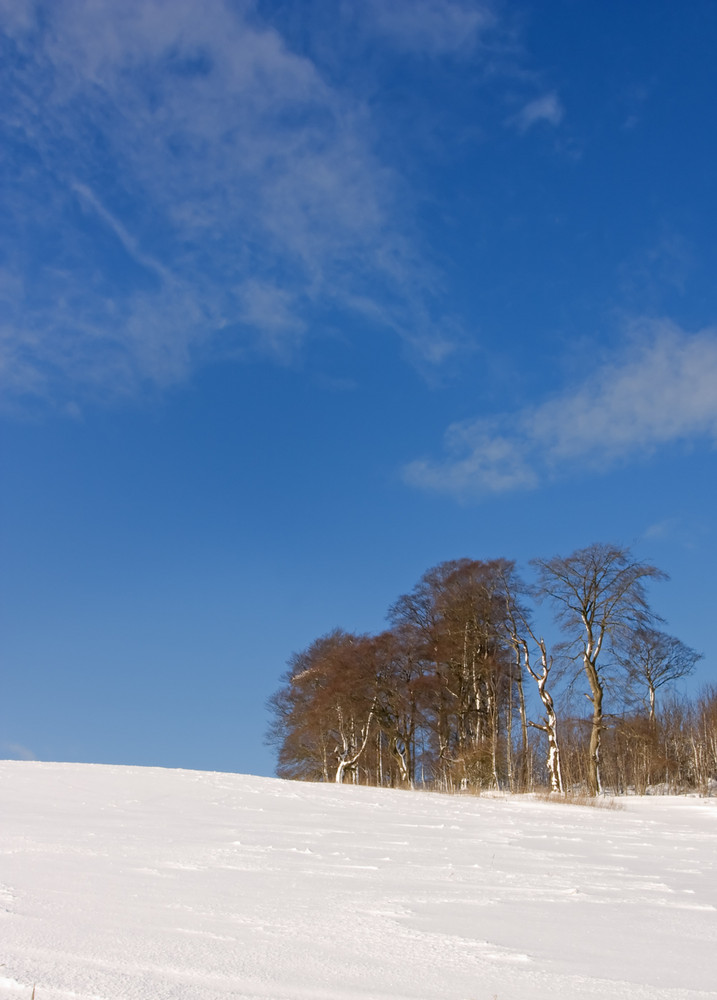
top-left (0, 0), bottom-right (468, 409)
top-left (510, 91), bottom-right (564, 132)
top-left (404, 321), bottom-right (717, 499)
top-left (363, 0), bottom-right (497, 55)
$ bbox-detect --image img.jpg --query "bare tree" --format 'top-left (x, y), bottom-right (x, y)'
top-left (498, 564), bottom-right (563, 793)
top-left (532, 543), bottom-right (666, 796)
top-left (617, 628), bottom-right (702, 724)
top-left (517, 633), bottom-right (564, 794)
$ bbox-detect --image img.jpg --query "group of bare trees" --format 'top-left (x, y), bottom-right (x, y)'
top-left (268, 543), bottom-right (710, 795)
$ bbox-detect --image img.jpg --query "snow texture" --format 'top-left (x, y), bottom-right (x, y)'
top-left (0, 761), bottom-right (715, 999)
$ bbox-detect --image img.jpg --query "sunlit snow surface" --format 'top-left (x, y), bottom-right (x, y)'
top-left (1, 763), bottom-right (716, 1000)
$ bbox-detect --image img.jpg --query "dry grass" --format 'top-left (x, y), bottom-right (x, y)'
top-left (535, 789), bottom-right (624, 810)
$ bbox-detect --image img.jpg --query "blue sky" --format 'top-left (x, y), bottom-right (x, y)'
top-left (2, 0), bottom-right (716, 776)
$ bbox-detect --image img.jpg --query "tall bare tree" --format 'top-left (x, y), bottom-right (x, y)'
top-left (617, 628), bottom-right (702, 724)
top-left (532, 543), bottom-right (666, 795)
top-left (498, 563), bottom-right (562, 793)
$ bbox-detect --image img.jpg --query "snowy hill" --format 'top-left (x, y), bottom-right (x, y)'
top-left (0, 762), bottom-right (715, 1000)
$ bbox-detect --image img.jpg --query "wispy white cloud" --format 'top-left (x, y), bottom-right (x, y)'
top-left (237, 279), bottom-right (307, 361)
top-left (404, 321), bottom-right (717, 499)
top-left (510, 91), bottom-right (564, 132)
top-left (619, 232), bottom-right (694, 305)
top-left (363, 0), bottom-right (497, 55)
top-left (642, 518), bottom-right (678, 541)
top-left (0, 0), bottom-right (466, 407)
top-left (71, 183), bottom-right (173, 285)
top-left (1, 741), bottom-right (37, 761)
top-left (0, 0), bottom-right (33, 32)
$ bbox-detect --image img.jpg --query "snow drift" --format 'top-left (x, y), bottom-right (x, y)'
top-left (0, 761), bottom-right (715, 999)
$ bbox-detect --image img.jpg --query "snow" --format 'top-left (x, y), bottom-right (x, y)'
top-left (1, 762), bottom-right (716, 1000)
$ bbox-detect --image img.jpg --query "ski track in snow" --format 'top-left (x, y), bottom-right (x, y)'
top-left (0, 762), bottom-right (716, 1000)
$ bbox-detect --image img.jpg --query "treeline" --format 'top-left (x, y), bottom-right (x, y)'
top-left (267, 544), bottom-right (713, 795)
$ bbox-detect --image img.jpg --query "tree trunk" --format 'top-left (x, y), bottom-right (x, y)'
top-left (515, 665), bottom-right (530, 791)
top-left (522, 637), bottom-right (563, 794)
top-left (585, 660), bottom-right (604, 795)
top-left (334, 700), bottom-right (377, 783)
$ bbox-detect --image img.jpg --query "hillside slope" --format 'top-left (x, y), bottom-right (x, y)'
top-left (0, 762), bottom-right (715, 999)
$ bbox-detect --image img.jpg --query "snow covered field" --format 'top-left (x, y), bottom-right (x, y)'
top-left (0, 762), bottom-right (715, 1000)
